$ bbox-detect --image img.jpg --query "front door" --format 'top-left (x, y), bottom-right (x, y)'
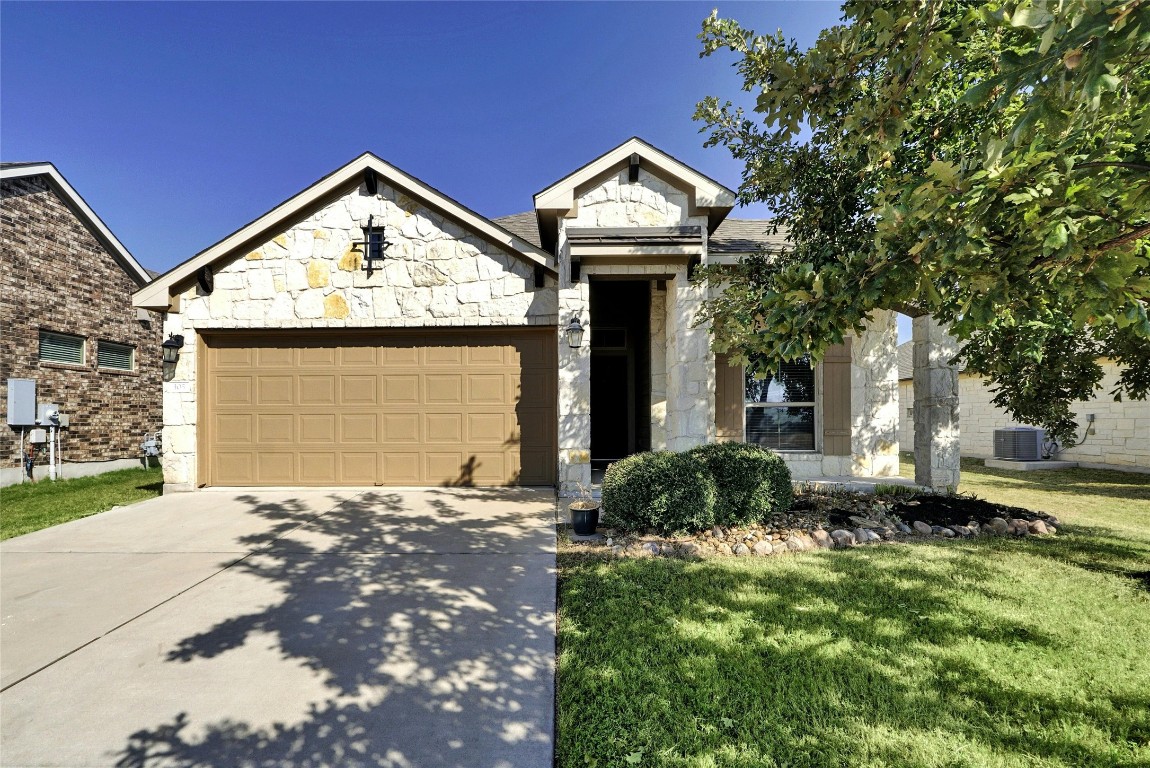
top-left (589, 280), bottom-right (650, 473)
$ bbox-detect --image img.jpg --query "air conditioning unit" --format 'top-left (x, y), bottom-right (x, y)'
top-left (993, 427), bottom-right (1045, 461)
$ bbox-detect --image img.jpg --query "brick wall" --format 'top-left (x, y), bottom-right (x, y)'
top-left (0, 174), bottom-right (162, 471)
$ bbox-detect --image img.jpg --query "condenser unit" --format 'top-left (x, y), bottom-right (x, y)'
top-left (993, 427), bottom-right (1044, 461)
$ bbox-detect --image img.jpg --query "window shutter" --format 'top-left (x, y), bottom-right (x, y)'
top-left (822, 340), bottom-right (852, 455)
top-left (39, 332), bottom-right (85, 365)
top-left (715, 353), bottom-right (744, 442)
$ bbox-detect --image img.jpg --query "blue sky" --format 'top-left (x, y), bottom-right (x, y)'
top-left (4, 1), bottom-right (913, 339)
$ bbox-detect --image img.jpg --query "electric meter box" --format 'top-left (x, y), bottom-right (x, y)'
top-left (7, 379), bottom-right (36, 426)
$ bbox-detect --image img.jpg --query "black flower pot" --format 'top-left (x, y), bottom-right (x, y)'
top-left (570, 504), bottom-right (600, 535)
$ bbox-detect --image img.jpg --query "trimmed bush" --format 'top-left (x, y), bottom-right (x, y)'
top-left (688, 442), bottom-right (794, 526)
top-left (601, 451), bottom-right (717, 534)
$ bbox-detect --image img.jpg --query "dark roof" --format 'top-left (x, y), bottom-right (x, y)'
top-left (492, 213), bottom-right (789, 254)
top-left (493, 212), bottom-right (541, 248)
top-left (708, 219), bottom-right (789, 253)
top-left (0, 161), bottom-right (50, 170)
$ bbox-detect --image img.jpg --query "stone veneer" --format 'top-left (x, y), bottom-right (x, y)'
top-left (1, 174), bottom-right (162, 479)
top-left (555, 169), bottom-right (712, 495)
top-left (161, 180), bottom-right (558, 490)
top-left (899, 361), bottom-right (1149, 471)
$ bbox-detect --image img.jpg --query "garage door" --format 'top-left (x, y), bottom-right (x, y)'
top-left (201, 330), bottom-right (556, 486)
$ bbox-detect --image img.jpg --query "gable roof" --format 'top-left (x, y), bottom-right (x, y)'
top-left (531, 137), bottom-right (737, 253)
top-left (133, 152), bottom-right (557, 310)
top-left (1, 162), bottom-right (152, 286)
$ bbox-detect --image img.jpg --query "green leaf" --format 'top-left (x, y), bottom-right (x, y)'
top-left (624, 752), bottom-right (644, 764)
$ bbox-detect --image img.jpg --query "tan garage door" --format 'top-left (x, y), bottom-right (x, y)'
top-left (201, 330), bottom-right (556, 486)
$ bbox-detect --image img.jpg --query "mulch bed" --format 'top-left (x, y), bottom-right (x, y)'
top-left (888, 494), bottom-right (1055, 528)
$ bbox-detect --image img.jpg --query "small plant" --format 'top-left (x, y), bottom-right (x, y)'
top-left (569, 482), bottom-right (599, 510)
top-left (873, 483), bottom-right (920, 498)
top-left (688, 442), bottom-right (793, 526)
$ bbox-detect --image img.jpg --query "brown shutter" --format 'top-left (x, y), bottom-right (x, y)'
top-left (715, 353), bottom-right (744, 442)
top-left (822, 340), bottom-right (852, 455)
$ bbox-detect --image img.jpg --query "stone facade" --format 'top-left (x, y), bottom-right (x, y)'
top-left (912, 316), bottom-right (961, 489)
top-left (161, 180), bottom-right (558, 490)
top-left (1, 174), bottom-right (162, 480)
top-left (899, 362), bottom-right (1149, 471)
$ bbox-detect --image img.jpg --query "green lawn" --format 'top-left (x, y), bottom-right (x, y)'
top-left (1, 466), bottom-right (163, 540)
top-left (557, 457), bottom-right (1150, 767)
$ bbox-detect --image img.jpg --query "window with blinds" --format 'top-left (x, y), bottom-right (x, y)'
top-left (39, 331), bottom-right (85, 365)
top-left (745, 356), bottom-right (816, 451)
top-left (97, 341), bottom-right (134, 371)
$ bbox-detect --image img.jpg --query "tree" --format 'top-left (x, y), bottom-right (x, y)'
top-left (694, 0), bottom-right (1149, 443)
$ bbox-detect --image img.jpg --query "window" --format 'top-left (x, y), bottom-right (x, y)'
top-left (745, 356), bottom-right (816, 451)
top-left (97, 341), bottom-right (135, 371)
top-left (39, 331), bottom-right (85, 365)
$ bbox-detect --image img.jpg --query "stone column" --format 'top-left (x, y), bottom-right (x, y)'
top-left (161, 306), bottom-right (197, 493)
top-left (649, 284), bottom-right (667, 450)
top-left (850, 309), bottom-right (900, 476)
top-left (556, 227), bottom-right (591, 496)
top-left (664, 268), bottom-right (715, 451)
top-left (912, 315), bottom-right (960, 489)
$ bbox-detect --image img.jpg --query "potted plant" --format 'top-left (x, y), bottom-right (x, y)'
top-left (569, 482), bottom-right (601, 535)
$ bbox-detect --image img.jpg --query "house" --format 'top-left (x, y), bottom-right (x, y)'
top-left (896, 342), bottom-right (1149, 471)
top-left (135, 138), bottom-right (920, 495)
top-left (1, 162), bottom-right (162, 486)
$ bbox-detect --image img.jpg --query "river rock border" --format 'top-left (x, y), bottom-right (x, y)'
top-left (573, 513), bottom-right (1060, 559)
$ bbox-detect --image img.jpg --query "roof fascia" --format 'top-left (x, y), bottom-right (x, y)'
top-left (134, 153), bottom-right (556, 310)
top-left (2, 163), bottom-right (152, 286)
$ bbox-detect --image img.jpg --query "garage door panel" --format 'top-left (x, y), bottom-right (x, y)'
top-left (214, 414), bottom-right (252, 443)
top-left (216, 377), bottom-right (253, 406)
top-left (299, 414), bottom-right (335, 443)
top-left (300, 453), bottom-right (336, 484)
top-left (299, 347), bottom-right (336, 367)
top-left (214, 452), bottom-right (254, 484)
top-left (299, 375), bottom-right (336, 406)
top-left (383, 413), bottom-right (420, 443)
top-left (256, 453), bottom-right (295, 484)
top-left (383, 453), bottom-right (420, 484)
top-left (204, 329), bottom-right (555, 486)
top-left (340, 376), bottom-right (378, 405)
top-left (382, 376), bottom-right (419, 404)
top-left (340, 453), bottom-right (378, 484)
top-left (257, 347), bottom-right (294, 367)
top-left (258, 414), bottom-right (296, 443)
top-left (425, 375), bottom-right (463, 404)
top-left (256, 377), bottom-right (293, 405)
top-left (426, 413), bottom-right (463, 443)
top-left (340, 413), bottom-right (378, 443)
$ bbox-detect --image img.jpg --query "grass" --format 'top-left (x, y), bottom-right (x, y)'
top-left (1, 465), bottom-right (163, 540)
top-left (557, 455), bottom-right (1150, 767)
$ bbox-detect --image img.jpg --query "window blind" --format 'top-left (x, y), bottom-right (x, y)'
top-left (97, 341), bottom-right (134, 371)
top-left (39, 331), bottom-right (85, 365)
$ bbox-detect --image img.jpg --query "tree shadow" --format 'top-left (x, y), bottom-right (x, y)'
top-left (556, 546), bottom-right (1150, 766)
top-left (113, 488), bottom-right (556, 767)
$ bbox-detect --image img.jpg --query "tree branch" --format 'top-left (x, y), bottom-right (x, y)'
top-left (1096, 223), bottom-right (1150, 252)
top-left (1073, 161), bottom-right (1150, 172)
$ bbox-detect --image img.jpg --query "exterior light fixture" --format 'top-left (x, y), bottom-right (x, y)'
top-left (361, 214), bottom-right (388, 275)
top-left (161, 334), bottom-right (184, 382)
top-left (564, 316), bottom-right (585, 349)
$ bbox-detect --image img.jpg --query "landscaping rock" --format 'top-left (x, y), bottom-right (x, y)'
top-left (752, 540), bottom-right (774, 556)
top-left (798, 533), bottom-right (818, 550)
top-left (1010, 519), bottom-right (1030, 536)
top-left (937, 527), bottom-right (956, 538)
top-left (897, 523), bottom-right (913, 535)
top-left (849, 516), bottom-right (884, 529)
top-left (830, 529), bottom-right (856, 548)
top-left (1048, 525), bottom-right (1058, 535)
top-left (1028, 520), bottom-right (1050, 535)
top-left (951, 525), bottom-right (971, 537)
top-left (715, 542), bottom-right (733, 556)
top-left (913, 521), bottom-right (933, 536)
top-left (680, 542), bottom-right (704, 558)
top-left (811, 529), bottom-right (833, 548)
top-left (989, 517), bottom-right (1010, 535)
top-left (641, 542), bottom-right (661, 556)
top-left (733, 543), bottom-right (751, 556)
top-left (853, 527), bottom-right (870, 544)
top-left (711, 526), bottom-right (724, 539)
top-left (785, 536), bottom-right (806, 552)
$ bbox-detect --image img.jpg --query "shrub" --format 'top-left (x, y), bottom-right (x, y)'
top-left (601, 451), bottom-right (717, 534)
top-left (688, 442), bottom-right (794, 526)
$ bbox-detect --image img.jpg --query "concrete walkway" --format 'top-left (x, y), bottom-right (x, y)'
top-left (1, 488), bottom-right (556, 768)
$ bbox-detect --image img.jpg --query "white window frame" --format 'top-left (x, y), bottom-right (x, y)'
top-left (39, 330), bottom-right (86, 366)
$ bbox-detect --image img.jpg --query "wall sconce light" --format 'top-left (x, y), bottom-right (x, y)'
top-left (564, 316), bottom-right (584, 349)
top-left (162, 334), bottom-right (184, 382)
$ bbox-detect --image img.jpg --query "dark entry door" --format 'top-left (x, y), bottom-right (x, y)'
top-left (589, 281), bottom-right (650, 470)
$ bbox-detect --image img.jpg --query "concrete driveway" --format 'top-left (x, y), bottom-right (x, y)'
top-left (1, 488), bottom-right (556, 768)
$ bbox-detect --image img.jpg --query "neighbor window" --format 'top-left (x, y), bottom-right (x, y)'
top-left (745, 356), bottom-right (816, 451)
top-left (39, 331), bottom-right (85, 365)
top-left (97, 341), bottom-right (134, 372)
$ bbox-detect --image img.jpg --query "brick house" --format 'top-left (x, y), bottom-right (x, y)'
top-left (1, 162), bottom-right (162, 485)
top-left (136, 138), bottom-right (961, 494)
